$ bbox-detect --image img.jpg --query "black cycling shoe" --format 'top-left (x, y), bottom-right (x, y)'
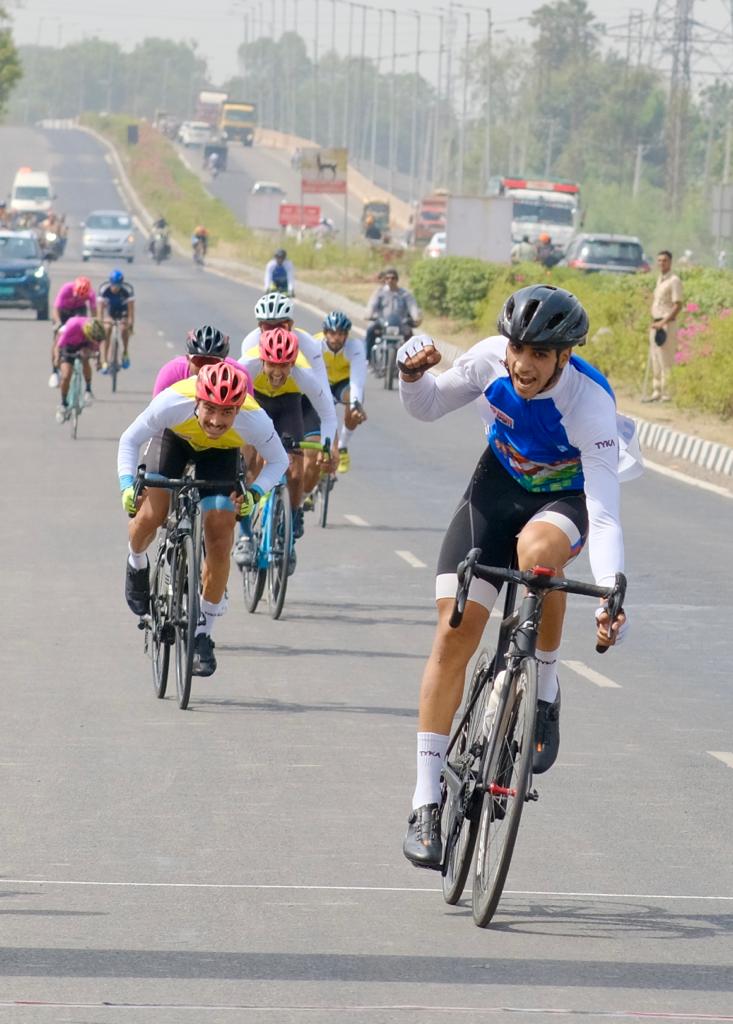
top-left (192, 634), bottom-right (217, 677)
top-left (125, 559), bottom-right (150, 616)
top-left (403, 803), bottom-right (442, 868)
top-left (533, 686), bottom-right (561, 774)
top-left (293, 507), bottom-right (305, 540)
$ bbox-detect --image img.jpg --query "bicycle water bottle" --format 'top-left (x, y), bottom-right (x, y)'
top-left (483, 670), bottom-right (507, 737)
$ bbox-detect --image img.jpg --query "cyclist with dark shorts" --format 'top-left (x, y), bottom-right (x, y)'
top-left (98, 269), bottom-right (135, 371)
top-left (117, 363), bottom-right (288, 677)
top-left (54, 317), bottom-right (106, 421)
top-left (396, 285), bottom-right (640, 868)
top-left (48, 277), bottom-right (97, 388)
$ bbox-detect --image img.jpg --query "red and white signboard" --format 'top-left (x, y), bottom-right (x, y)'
top-left (279, 203), bottom-right (322, 228)
top-left (300, 148), bottom-right (348, 194)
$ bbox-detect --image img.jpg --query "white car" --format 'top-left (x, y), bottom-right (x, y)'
top-left (178, 121), bottom-right (212, 147)
top-left (82, 210), bottom-right (136, 263)
top-left (425, 231), bottom-right (446, 258)
top-left (250, 180), bottom-right (285, 196)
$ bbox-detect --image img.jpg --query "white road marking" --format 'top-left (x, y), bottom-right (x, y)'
top-left (396, 550), bottom-right (427, 569)
top-left (708, 751), bottom-right (733, 769)
top-left (562, 659), bottom-right (622, 689)
top-left (645, 458), bottom-right (733, 499)
top-left (4, 878), bottom-right (732, 900)
top-left (344, 513), bottom-right (369, 527)
top-left (165, 341), bottom-right (174, 349)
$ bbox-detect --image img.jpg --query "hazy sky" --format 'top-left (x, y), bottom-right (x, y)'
top-left (8, 0), bottom-right (733, 85)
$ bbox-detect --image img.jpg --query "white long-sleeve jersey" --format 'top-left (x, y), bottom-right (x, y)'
top-left (399, 336), bottom-right (643, 586)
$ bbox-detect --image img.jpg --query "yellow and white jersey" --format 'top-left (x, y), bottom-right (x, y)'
top-left (117, 377), bottom-right (288, 492)
top-left (313, 331), bottom-right (367, 404)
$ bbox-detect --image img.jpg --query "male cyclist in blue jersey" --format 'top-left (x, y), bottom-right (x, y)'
top-left (397, 285), bottom-right (639, 868)
top-left (98, 269), bottom-right (135, 371)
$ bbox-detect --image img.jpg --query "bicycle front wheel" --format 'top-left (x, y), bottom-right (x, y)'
top-left (442, 649), bottom-right (495, 905)
top-left (314, 474), bottom-right (331, 529)
top-left (68, 365), bottom-right (82, 439)
top-left (149, 543), bottom-right (172, 698)
top-left (472, 657), bottom-right (538, 928)
top-left (173, 534), bottom-right (198, 710)
top-left (110, 331), bottom-right (119, 393)
top-left (385, 345), bottom-right (397, 390)
top-left (267, 486), bottom-right (292, 620)
top-left (242, 508), bottom-right (266, 613)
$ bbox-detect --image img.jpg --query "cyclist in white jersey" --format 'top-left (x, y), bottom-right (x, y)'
top-left (397, 285), bottom-right (640, 868)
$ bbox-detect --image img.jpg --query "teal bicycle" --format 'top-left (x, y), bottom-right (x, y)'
top-left (66, 354), bottom-right (86, 439)
top-left (242, 438), bottom-right (329, 620)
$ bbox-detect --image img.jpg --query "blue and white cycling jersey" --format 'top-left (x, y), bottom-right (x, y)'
top-left (99, 281), bottom-right (134, 320)
top-left (399, 335), bottom-right (643, 586)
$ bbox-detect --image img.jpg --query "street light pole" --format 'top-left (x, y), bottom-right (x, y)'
top-left (432, 13), bottom-right (445, 188)
top-left (311, 0), bottom-right (320, 143)
top-left (408, 10), bottom-right (421, 206)
top-left (328, 0), bottom-right (336, 145)
top-left (458, 11), bottom-right (470, 193)
top-left (343, 2), bottom-right (355, 149)
top-left (483, 8), bottom-right (492, 192)
top-left (387, 8), bottom-right (397, 196)
top-left (370, 7), bottom-right (383, 183)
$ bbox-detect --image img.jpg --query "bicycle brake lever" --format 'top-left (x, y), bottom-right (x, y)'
top-left (595, 572), bottom-right (627, 654)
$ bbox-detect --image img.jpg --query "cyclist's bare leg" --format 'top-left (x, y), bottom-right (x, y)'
top-left (128, 490), bottom-right (170, 554)
top-left (82, 355), bottom-right (93, 389)
top-left (288, 451), bottom-right (304, 509)
top-left (516, 521), bottom-right (573, 651)
top-left (102, 320), bottom-right (112, 365)
top-left (58, 361), bottom-right (72, 402)
top-left (302, 448), bottom-right (321, 493)
top-left (201, 509), bottom-right (237, 602)
top-left (121, 319), bottom-right (130, 357)
top-left (418, 598), bottom-right (489, 734)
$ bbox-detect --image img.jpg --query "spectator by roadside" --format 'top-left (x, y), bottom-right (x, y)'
top-left (643, 249), bottom-right (682, 404)
top-left (511, 235), bottom-right (536, 263)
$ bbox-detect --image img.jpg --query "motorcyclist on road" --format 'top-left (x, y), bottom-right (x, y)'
top-left (148, 215), bottom-right (171, 259)
top-left (207, 151), bottom-right (220, 176)
top-left (264, 248), bottom-right (295, 295)
top-left (364, 267), bottom-right (421, 361)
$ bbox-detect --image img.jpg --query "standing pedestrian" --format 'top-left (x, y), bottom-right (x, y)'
top-left (644, 250), bottom-right (682, 404)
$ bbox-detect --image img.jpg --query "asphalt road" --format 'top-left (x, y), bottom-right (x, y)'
top-left (177, 139), bottom-right (364, 243)
top-left (1, 125), bottom-right (732, 1022)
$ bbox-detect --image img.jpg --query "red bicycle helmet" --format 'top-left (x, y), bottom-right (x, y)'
top-left (195, 362), bottom-right (248, 408)
top-left (259, 326), bottom-right (299, 364)
top-left (73, 276), bottom-right (93, 299)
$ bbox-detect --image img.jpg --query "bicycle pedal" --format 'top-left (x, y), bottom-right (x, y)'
top-left (137, 616), bottom-right (149, 630)
top-left (525, 789), bottom-right (539, 802)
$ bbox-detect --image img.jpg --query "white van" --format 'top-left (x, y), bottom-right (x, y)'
top-left (178, 121), bottom-right (212, 147)
top-left (10, 168), bottom-right (54, 218)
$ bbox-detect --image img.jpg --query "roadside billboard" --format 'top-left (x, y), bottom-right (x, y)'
top-left (301, 148), bottom-right (348, 194)
top-left (279, 203), bottom-right (321, 228)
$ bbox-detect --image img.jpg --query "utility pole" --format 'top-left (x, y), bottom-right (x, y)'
top-left (632, 142), bottom-right (647, 197)
top-left (343, 3), bottom-right (355, 149)
top-left (328, 0), bottom-right (336, 145)
top-left (483, 9), bottom-right (492, 193)
top-left (666, 0), bottom-right (693, 210)
top-left (311, 0), bottom-right (320, 143)
top-left (370, 7), bottom-right (383, 183)
top-left (458, 11), bottom-right (470, 193)
top-left (432, 12), bottom-right (445, 189)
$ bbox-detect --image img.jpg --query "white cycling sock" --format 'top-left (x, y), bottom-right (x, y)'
top-left (339, 426), bottom-right (353, 449)
top-left (196, 596), bottom-right (228, 637)
top-left (127, 544), bottom-right (147, 570)
top-left (412, 732), bottom-right (450, 810)
top-left (536, 646), bottom-right (560, 703)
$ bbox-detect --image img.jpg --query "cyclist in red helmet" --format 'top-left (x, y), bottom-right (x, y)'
top-left (48, 276), bottom-right (98, 388)
top-left (117, 363), bottom-right (288, 677)
top-left (235, 326), bottom-right (337, 568)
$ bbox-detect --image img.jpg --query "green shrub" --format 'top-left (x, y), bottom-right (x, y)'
top-left (411, 257), bottom-right (501, 321)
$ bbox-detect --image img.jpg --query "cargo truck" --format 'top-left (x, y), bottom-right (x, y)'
top-left (220, 101), bottom-right (257, 146)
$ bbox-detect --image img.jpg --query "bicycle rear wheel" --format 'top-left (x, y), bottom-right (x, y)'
top-left (173, 533), bottom-right (198, 710)
top-left (314, 473), bottom-right (332, 529)
top-left (385, 345), bottom-right (397, 390)
top-left (242, 507), bottom-right (266, 613)
top-left (442, 649), bottom-right (495, 905)
top-left (472, 657), bottom-right (538, 928)
top-left (110, 330), bottom-right (119, 393)
top-left (149, 542), bottom-right (172, 698)
top-left (267, 485), bottom-right (292, 620)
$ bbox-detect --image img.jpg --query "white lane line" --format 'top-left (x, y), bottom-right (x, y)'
top-left (343, 513), bottom-right (369, 527)
top-left (395, 550), bottom-right (427, 569)
top-left (708, 751), bottom-right (733, 769)
top-left (562, 659), bottom-right (622, 689)
top-left (4, 879), bottom-right (733, 900)
top-left (645, 458), bottom-right (733, 499)
top-left (165, 341), bottom-right (174, 349)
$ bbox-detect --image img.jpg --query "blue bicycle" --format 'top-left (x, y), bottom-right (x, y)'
top-left (241, 439), bottom-right (328, 620)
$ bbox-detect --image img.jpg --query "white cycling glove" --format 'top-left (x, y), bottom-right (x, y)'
top-left (595, 604), bottom-right (629, 647)
top-left (397, 334), bottom-right (436, 368)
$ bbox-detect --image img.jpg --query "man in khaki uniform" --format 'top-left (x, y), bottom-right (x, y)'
top-left (644, 250), bottom-right (682, 403)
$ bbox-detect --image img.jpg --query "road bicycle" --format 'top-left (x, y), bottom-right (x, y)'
top-left (65, 353), bottom-right (86, 439)
top-left (242, 438), bottom-right (330, 618)
top-left (107, 319), bottom-right (122, 393)
top-left (132, 464), bottom-right (246, 710)
top-left (440, 547), bottom-right (626, 928)
top-left (192, 239), bottom-right (206, 266)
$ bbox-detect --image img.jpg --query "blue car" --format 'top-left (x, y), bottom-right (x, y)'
top-left (0, 230), bottom-right (51, 319)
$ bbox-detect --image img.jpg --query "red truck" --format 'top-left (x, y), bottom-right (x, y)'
top-left (412, 190), bottom-right (449, 244)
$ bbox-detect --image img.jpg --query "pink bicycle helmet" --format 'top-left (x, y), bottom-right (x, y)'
top-left (259, 326), bottom-right (299, 364)
top-left (73, 276), bottom-right (93, 300)
top-left (195, 362), bottom-right (248, 408)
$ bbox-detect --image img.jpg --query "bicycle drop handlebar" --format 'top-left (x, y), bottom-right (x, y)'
top-left (449, 547), bottom-right (627, 655)
top-left (282, 436), bottom-right (331, 455)
top-left (131, 465), bottom-right (247, 507)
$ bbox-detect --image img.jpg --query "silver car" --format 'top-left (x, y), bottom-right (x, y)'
top-left (82, 210), bottom-right (136, 263)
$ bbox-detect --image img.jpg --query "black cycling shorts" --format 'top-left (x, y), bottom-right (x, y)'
top-left (255, 391), bottom-right (304, 446)
top-left (436, 446), bottom-right (589, 609)
top-left (59, 345), bottom-right (91, 364)
top-left (143, 429), bottom-right (240, 498)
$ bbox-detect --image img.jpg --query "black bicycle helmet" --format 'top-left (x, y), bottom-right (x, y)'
top-left (186, 324), bottom-right (230, 358)
top-left (497, 285), bottom-right (588, 349)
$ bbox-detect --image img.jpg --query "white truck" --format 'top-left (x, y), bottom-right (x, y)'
top-left (488, 177), bottom-right (581, 254)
